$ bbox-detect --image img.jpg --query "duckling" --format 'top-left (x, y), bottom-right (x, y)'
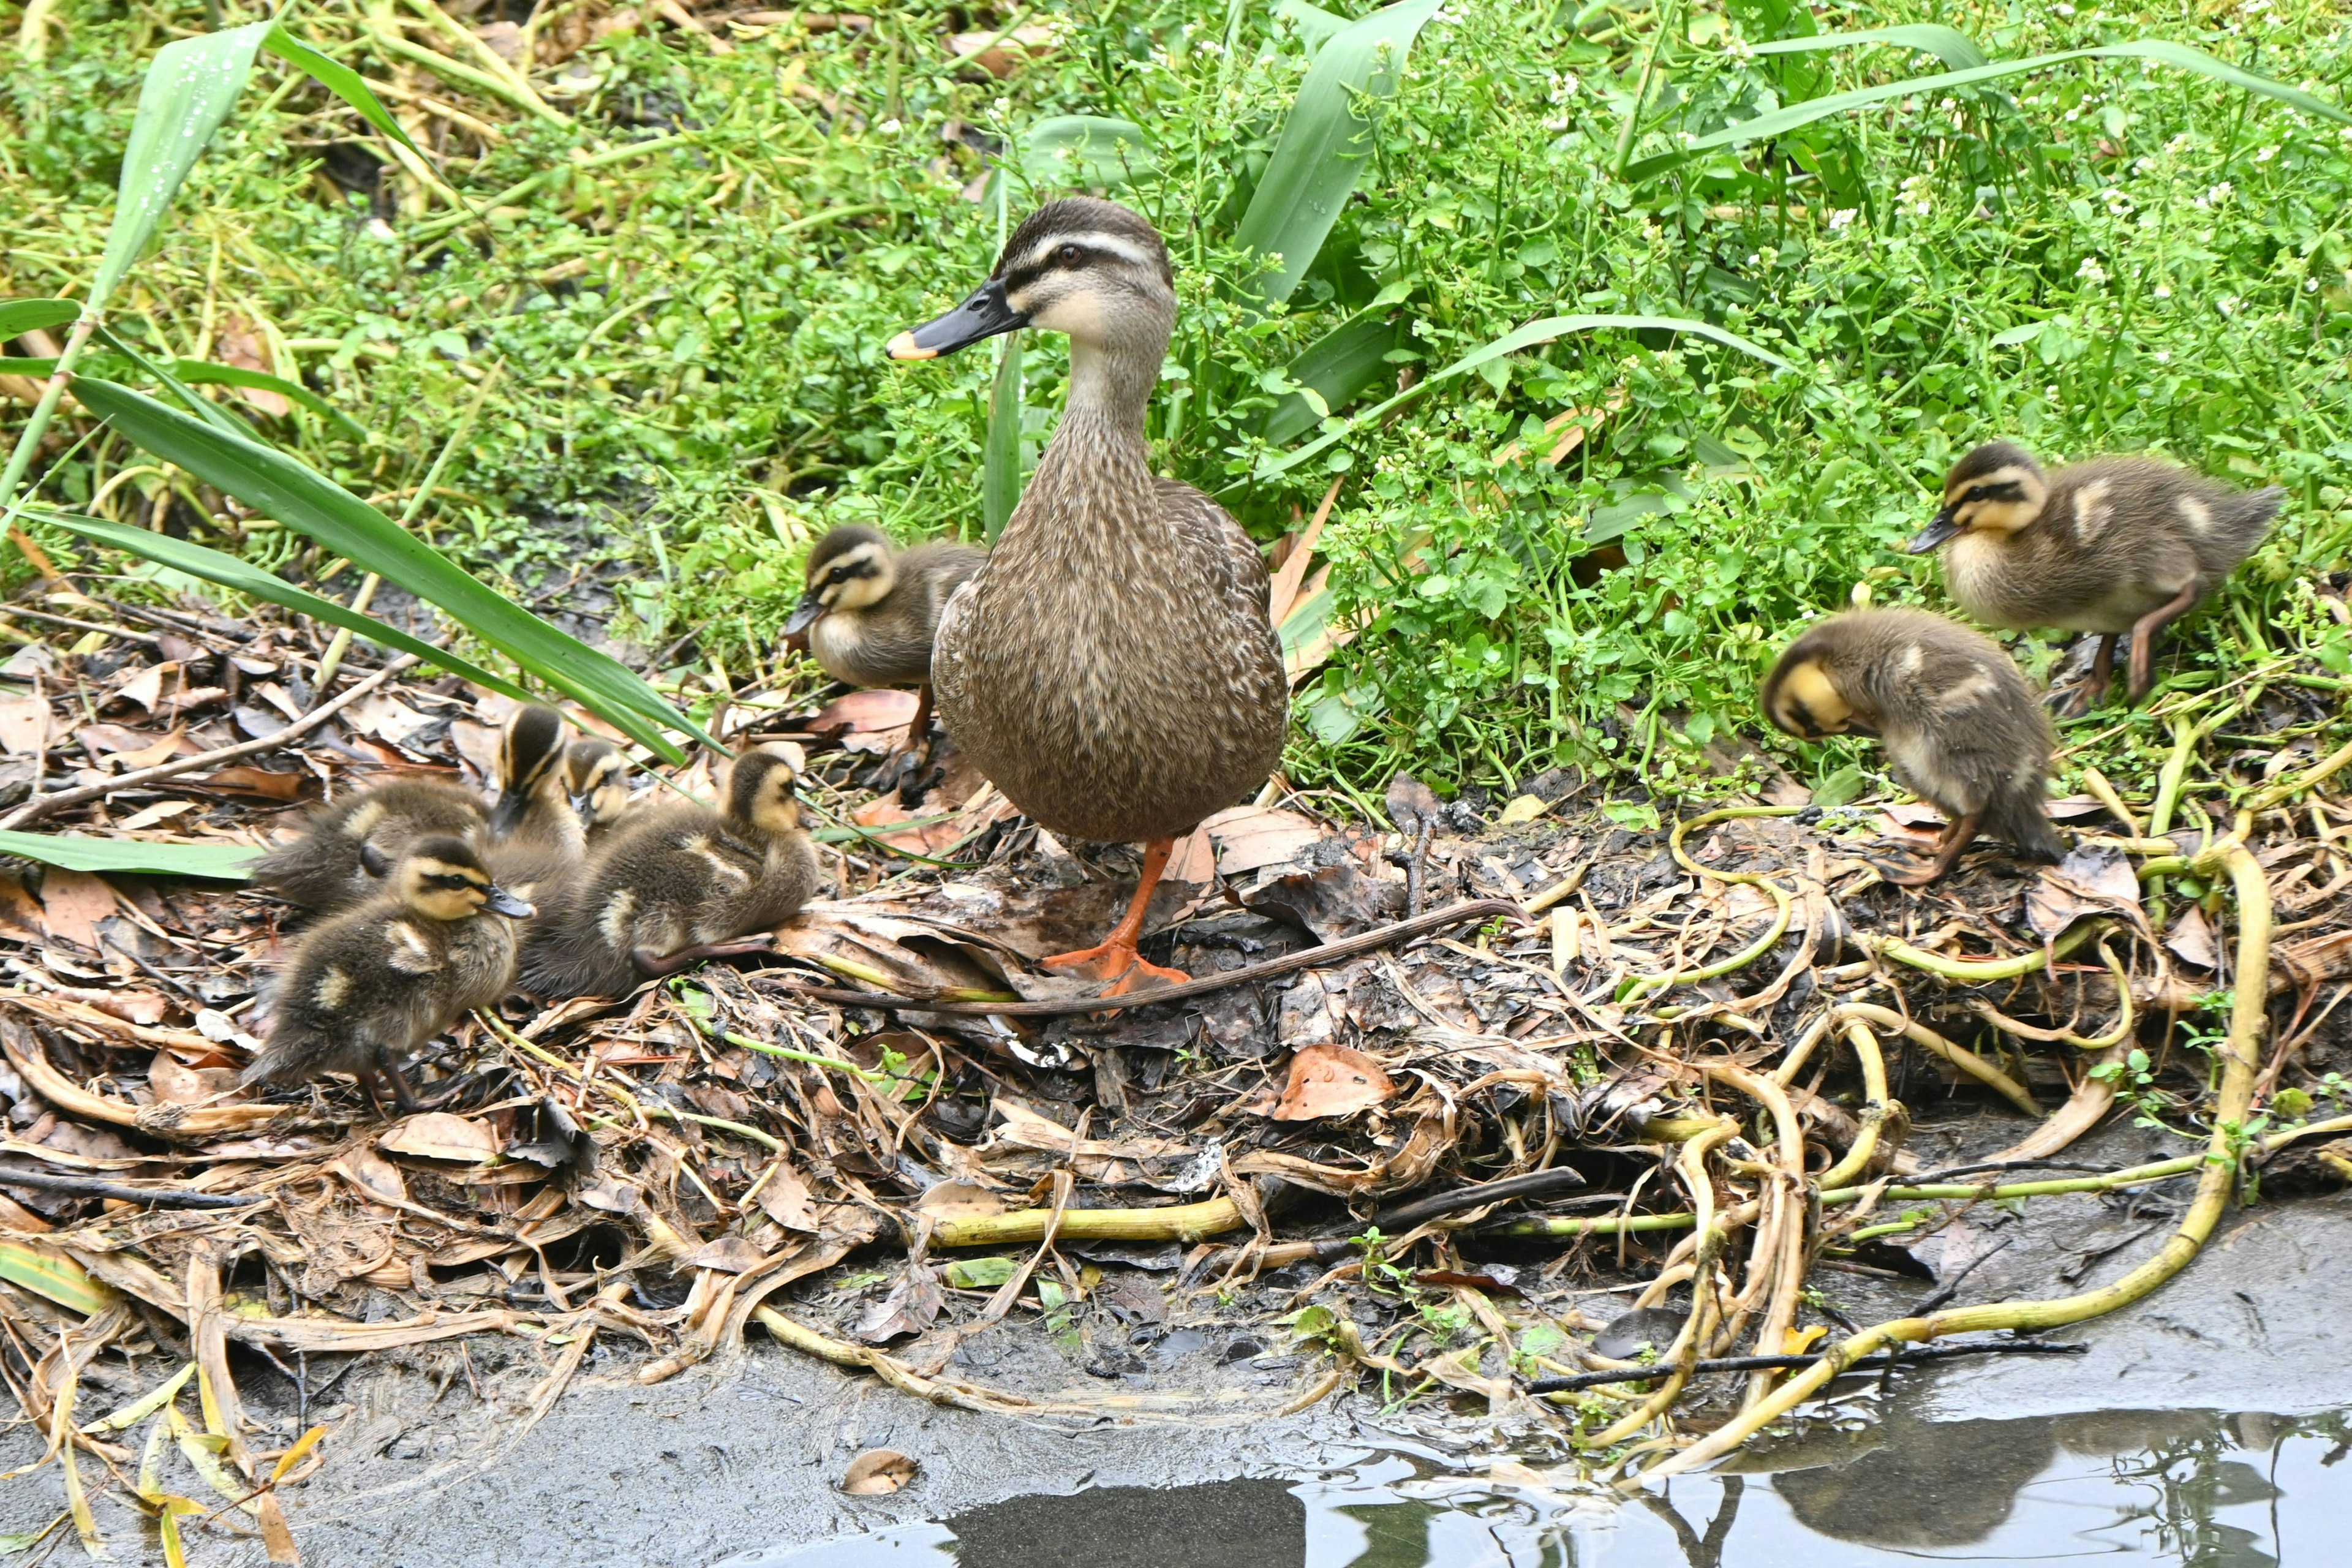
top-left (240, 836), bottom-right (532, 1114)
top-left (1908, 440), bottom-right (2280, 713)
top-left (249, 779), bottom-right (485, 917)
top-left (488, 703), bottom-right (575, 840)
top-left (785, 524), bottom-right (987, 775)
top-left (520, 744), bottom-right (820, 997)
top-left (1762, 607), bottom-right (2065, 885)
top-left (887, 197), bottom-right (1287, 993)
top-left (563, 737), bottom-right (636, 840)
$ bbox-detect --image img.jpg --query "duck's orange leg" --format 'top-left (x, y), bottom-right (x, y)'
top-left (1042, 837), bottom-right (1191, 995)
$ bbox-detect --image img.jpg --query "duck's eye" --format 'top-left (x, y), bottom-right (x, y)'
top-left (1056, 243), bottom-right (1084, 266)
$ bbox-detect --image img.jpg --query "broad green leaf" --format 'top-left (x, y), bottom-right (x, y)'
top-left (1275, 0), bottom-right (1351, 55)
top-left (262, 26), bottom-right (431, 164)
top-left (943, 1256), bottom-right (1020, 1289)
top-left (68, 379), bottom-right (706, 761)
top-left (982, 331), bottom-right (1023, 541)
top-left (43, 513), bottom-right (532, 701)
top-left (1629, 41), bottom-right (2350, 183)
top-left (1019, 115), bottom-right (1155, 189)
top-left (91, 22), bottom-right (273, 315)
top-left (0, 830), bottom-right (260, 880)
top-left (1812, 765), bottom-right (1866, 810)
top-left (0, 299), bottom-right (77, 340)
top-left (91, 324), bottom-right (251, 437)
top-left (1256, 314), bottom-right (1793, 480)
top-left (0, 1242), bottom-right (119, 1316)
top-left (1751, 25), bottom-right (1987, 72)
top-left (1235, 0), bottom-right (1444, 304)
top-left (1264, 311), bottom-right (1403, 445)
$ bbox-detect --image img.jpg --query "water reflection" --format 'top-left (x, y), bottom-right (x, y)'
top-left (715, 1407), bottom-right (2352, 1567)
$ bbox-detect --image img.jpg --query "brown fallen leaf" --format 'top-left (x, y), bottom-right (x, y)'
top-left (1200, 804), bottom-right (1324, 877)
top-left (853, 1262), bottom-right (944, 1344)
top-left (1385, 771), bottom-right (1440, 835)
top-left (913, 1180), bottom-right (1005, 1222)
top-left (148, 1050), bottom-right (238, 1107)
top-left (756, 1161), bottom-right (822, 1232)
top-left (808, 688), bottom-right (918, 738)
top-left (677, 1235), bottom-right (771, 1273)
top-left (37, 868), bottom-right (116, 949)
top-left (110, 662), bottom-right (178, 715)
top-left (379, 1112), bottom-right (500, 1164)
top-left (2166, 903), bottom-right (2218, 970)
top-left (841, 1448), bottom-right (918, 1495)
top-left (1272, 1042), bottom-right (1395, 1122)
top-left (948, 24), bottom-right (1054, 77)
top-left (213, 318), bottom-right (291, 417)
top-left (196, 765), bottom-right (307, 801)
top-left (330, 1144), bottom-right (409, 1206)
top-left (0, 693), bottom-right (46, 754)
top-left (2027, 844), bottom-right (2145, 940)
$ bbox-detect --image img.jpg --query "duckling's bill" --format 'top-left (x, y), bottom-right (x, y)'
top-left (889, 279), bottom-right (1028, 360)
top-left (782, 592), bottom-right (824, 639)
top-left (1906, 510), bottom-right (1962, 554)
top-left (484, 884), bottom-right (535, 919)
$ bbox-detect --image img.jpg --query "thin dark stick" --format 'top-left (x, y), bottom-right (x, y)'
top-left (1291, 1171), bottom-right (1613, 1263)
top-left (759, 898), bottom-right (1528, 1017)
top-left (1916, 1235), bottom-right (2013, 1314)
top-left (0, 1164), bottom-right (265, 1210)
top-left (0, 654), bottom-right (418, 831)
top-left (1907, 1158), bottom-right (2116, 1183)
top-left (1521, 1338), bottom-right (2084, 1395)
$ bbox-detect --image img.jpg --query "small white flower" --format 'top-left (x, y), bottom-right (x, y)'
top-left (1745, 253), bottom-right (1760, 266)
top-left (2255, 145), bottom-right (2278, 163)
top-left (2154, 349), bottom-right (2171, 363)
top-left (2217, 296), bottom-right (2239, 317)
top-left (2153, 284), bottom-right (2173, 299)
top-left (1826, 207), bottom-right (1860, 231)
top-left (2053, 1), bottom-right (2075, 12)
top-left (1898, 173), bottom-right (1934, 218)
top-left (876, 118), bottom-right (902, 135)
top-left (2076, 256), bottom-right (2108, 287)
top-left (2207, 180), bottom-right (2235, 204)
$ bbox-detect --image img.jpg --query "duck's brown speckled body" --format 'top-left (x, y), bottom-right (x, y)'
top-left (888, 198), bottom-right (1286, 989)
top-left (249, 780), bottom-right (486, 918)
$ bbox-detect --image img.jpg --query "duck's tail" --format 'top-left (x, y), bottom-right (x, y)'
top-left (1988, 792), bottom-right (2067, 864)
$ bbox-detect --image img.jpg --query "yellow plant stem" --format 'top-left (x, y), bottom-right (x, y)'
top-left (1870, 917), bottom-right (2098, 984)
top-left (1831, 1003), bottom-right (2040, 1118)
top-left (1620, 807), bottom-right (1800, 1001)
top-left (932, 1197), bottom-right (1242, 1248)
top-left (1639, 843), bottom-right (2270, 1483)
top-left (1812, 1022), bottom-right (1891, 1191)
top-left (1703, 1063), bottom-right (1807, 1408)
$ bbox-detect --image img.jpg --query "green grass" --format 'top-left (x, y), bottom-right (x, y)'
top-left (2, 0), bottom-right (2349, 811)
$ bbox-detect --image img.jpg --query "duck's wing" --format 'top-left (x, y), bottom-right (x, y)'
top-left (1156, 478), bottom-right (1270, 621)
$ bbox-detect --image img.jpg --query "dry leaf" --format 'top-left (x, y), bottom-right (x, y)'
top-left (948, 24), bottom-right (1054, 76)
top-left (1385, 772), bottom-right (1440, 834)
top-left (1781, 1324), bottom-right (1828, 1355)
top-left (677, 1235), bottom-right (770, 1273)
top-left (148, 1050), bottom-right (237, 1106)
top-left (0, 694), bottom-right (47, 754)
top-left (756, 1162), bottom-right (821, 1232)
top-left (37, 868), bottom-right (116, 949)
top-left (841, 1448), bottom-right (918, 1495)
top-left (1271, 1042), bottom-right (1395, 1122)
top-left (116, 799), bottom-right (197, 832)
top-left (213, 318), bottom-right (291, 417)
top-left (809, 688), bottom-right (918, 737)
top-left (343, 693), bottom-right (434, 747)
top-left (913, 1181), bottom-right (1005, 1221)
top-left (1200, 804), bottom-right (1324, 877)
top-left (330, 1145), bottom-right (409, 1206)
top-left (197, 766), bottom-right (307, 801)
top-left (2027, 845), bottom-right (2145, 940)
top-left (379, 1112), bottom-right (500, 1164)
top-left (110, 662), bottom-right (176, 715)
top-left (1496, 794), bottom-right (1549, 826)
top-left (2166, 903), bottom-right (2218, 970)
top-left (853, 1263), bottom-right (943, 1343)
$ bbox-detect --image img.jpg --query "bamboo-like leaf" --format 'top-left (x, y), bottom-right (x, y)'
top-left (1263, 311), bottom-right (1402, 445)
top-left (0, 829), bottom-right (260, 881)
top-left (1235, 0), bottom-right (1444, 304)
top-left (68, 379), bottom-right (706, 760)
top-left (262, 25), bottom-right (430, 163)
top-left (10, 350), bottom-right (364, 439)
top-left (982, 332), bottom-right (1024, 541)
top-left (1019, 115), bottom-right (1155, 189)
top-left (40, 513), bottom-right (530, 705)
top-left (1630, 40), bottom-right (2350, 182)
top-left (91, 23), bottom-right (273, 317)
top-left (270, 1425), bottom-right (328, 1483)
top-left (1256, 314), bottom-right (1793, 480)
top-left (1751, 24), bottom-right (1986, 71)
top-left (83, 1365), bottom-right (197, 1436)
top-left (0, 1242), bottom-right (118, 1317)
top-left (0, 300), bottom-right (77, 341)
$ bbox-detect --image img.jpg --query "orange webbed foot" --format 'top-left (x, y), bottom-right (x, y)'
top-left (1041, 941), bottom-right (1190, 995)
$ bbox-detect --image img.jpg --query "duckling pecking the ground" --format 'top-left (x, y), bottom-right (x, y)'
top-left (1907, 440), bottom-right (2280, 714)
top-left (249, 778), bottom-right (486, 918)
top-left (888, 197), bottom-right (1287, 993)
top-left (1762, 607), bottom-right (2065, 885)
top-left (240, 836), bottom-right (533, 1114)
top-left (519, 744), bottom-right (820, 998)
top-left (785, 524), bottom-right (987, 783)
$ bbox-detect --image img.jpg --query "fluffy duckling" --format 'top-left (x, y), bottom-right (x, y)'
top-left (1908, 440), bottom-right (2280, 712)
top-left (249, 779), bottom-right (485, 917)
top-left (520, 744), bottom-right (820, 997)
top-left (488, 703), bottom-right (575, 840)
top-left (241, 836), bottom-right (532, 1113)
top-left (785, 525), bottom-right (987, 765)
top-left (1762, 607), bottom-right (2065, 885)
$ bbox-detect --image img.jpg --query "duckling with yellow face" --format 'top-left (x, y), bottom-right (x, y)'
top-left (1909, 440), bottom-right (2280, 713)
top-left (786, 526), bottom-right (987, 772)
top-left (1763, 607), bottom-right (2065, 885)
top-left (519, 744), bottom-right (820, 997)
top-left (241, 836), bottom-right (532, 1114)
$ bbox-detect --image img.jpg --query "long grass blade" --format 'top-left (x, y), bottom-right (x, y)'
top-left (1019, 115), bottom-right (1154, 189)
top-left (67, 379), bottom-right (706, 760)
top-left (8, 352), bottom-right (363, 440)
top-left (1264, 311), bottom-right (1403, 445)
top-left (0, 1242), bottom-right (118, 1316)
top-left (41, 513), bottom-right (530, 702)
top-left (262, 25), bottom-right (430, 164)
top-left (1752, 25), bottom-right (1986, 71)
top-left (0, 300), bottom-right (77, 340)
top-left (1630, 40), bottom-right (2350, 182)
top-left (90, 23), bottom-right (272, 317)
top-left (1255, 314), bottom-right (1793, 481)
top-left (1235, 0), bottom-right (1444, 304)
top-left (0, 830), bottom-right (259, 881)
top-left (982, 332), bottom-right (1024, 540)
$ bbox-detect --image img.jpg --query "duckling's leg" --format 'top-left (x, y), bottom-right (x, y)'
top-left (630, 937), bottom-right (776, 979)
top-left (2052, 635), bottom-right (2121, 719)
top-left (1041, 837), bottom-right (1191, 994)
top-left (1880, 812), bottom-right (1981, 887)
top-left (2125, 584), bottom-right (2200, 705)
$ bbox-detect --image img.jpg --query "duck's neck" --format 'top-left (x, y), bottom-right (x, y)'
top-left (1027, 333), bottom-right (1162, 507)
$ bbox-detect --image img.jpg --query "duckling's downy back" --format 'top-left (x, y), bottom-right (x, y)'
top-left (249, 779), bottom-right (485, 916)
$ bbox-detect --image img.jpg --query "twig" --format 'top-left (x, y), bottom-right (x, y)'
top-left (0, 1166), bottom-right (263, 1210)
top-left (1523, 1337), bottom-right (2083, 1395)
top-left (760, 899), bottom-right (1526, 1017)
top-left (0, 655), bottom-right (418, 831)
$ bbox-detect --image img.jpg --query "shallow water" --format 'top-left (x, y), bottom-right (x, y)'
top-left (718, 1405), bottom-right (2352, 1567)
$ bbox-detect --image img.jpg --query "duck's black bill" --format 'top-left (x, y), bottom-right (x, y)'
top-left (1906, 511), bottom-right (1961, 554)
top-left (567, 789), bottom-right (598, 821)
top-left (782, 593), bottom-right (824, 639)
top-left (888, 279), bottom-right (1027, 360)
top-left (488, 791), bottom-right (531, 837)
top-left (484, 886), bottom-right (535, 919)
